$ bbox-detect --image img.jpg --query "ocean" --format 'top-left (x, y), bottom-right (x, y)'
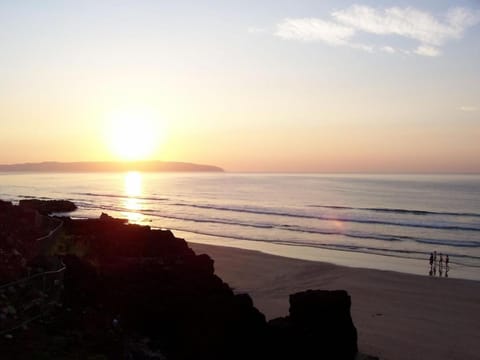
top-left (1, 172), bottom-right (479, 280)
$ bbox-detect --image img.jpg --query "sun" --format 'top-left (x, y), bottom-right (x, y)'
top-left (105, 107), bottom-right (163, 161)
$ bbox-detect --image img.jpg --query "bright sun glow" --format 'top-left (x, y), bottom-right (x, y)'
top-left (105, 107), bottom-right (163, 161)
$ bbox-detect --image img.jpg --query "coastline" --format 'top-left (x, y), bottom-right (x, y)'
top-left (176, 231), bottom-right (480, 281)
top-left (189, 242), bottom-right (480, 360)
top-left (1, 172), bottom-right (479, 281)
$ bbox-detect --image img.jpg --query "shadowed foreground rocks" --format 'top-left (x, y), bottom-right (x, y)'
top-left (2, 211), bottom-right (359, 359)
top-left (60, 216), bottom-right (269, 359)
top-left (269, 290), bottom-right (358, 359)
top-left (18, 199), bottom-right (77, 214)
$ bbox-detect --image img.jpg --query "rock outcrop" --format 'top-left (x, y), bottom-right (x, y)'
top-left (18, 199), bottom-right (77, 214)
top-left (1, 204), bottom-right (360, 359)
top-left (60, 216), bottom-right (268, 359)
top-left (269, 289), bottom-right (358, 359)
top-left (0, 201), bottom-right (48, 282)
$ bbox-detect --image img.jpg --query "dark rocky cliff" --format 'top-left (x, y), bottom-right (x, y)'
top-left (1, 206), bottom-right (358, 359)
top-left (57, 215), bottom-right (358, 359)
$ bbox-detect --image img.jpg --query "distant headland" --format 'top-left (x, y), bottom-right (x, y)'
top-left (0, 161), bottom-right (224, 172)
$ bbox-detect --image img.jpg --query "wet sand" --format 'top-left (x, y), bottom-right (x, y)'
top-left (190, 243), bottom-right (480, 360)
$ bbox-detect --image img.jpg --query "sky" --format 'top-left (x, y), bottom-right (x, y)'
top-left (0, 0), bottom-right (479, 173)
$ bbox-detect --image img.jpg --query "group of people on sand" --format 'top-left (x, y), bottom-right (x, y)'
top-left (429, 251), bottom-right (449, 277)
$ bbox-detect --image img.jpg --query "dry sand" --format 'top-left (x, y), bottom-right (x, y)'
top-left (189, 243), bottom-right (480, 360)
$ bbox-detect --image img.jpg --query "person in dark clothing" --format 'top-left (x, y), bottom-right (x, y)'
top-left (428, 253), bottom-right (433, 276)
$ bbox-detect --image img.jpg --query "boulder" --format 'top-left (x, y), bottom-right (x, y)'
top-left (269, 289), bottom-right (358, 360)
top-left (19, 199), bottom-right (77, 214)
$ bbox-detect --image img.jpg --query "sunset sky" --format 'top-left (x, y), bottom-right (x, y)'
top-left (0, 0), bottom-right (479, 172)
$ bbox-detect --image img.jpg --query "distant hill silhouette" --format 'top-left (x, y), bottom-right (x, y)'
top-left (0, 161), bottom-right (224, 172)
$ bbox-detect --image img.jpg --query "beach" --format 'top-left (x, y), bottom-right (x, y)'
top-left (190, 243), bottom-right (480, 360)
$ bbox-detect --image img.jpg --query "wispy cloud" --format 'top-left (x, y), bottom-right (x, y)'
top-left (414, 45), bottom-right (441, 57)
top-left (381, 46), bottom-right (396, 54)
top-left (273, 5), bottom-right (480, 56)
top-left (275, 18), bottom-right (374, 52)
top-left (332, 6), bottom-right (479, 46)
top-left (275, 18), bottom-right (354, 45)
top-left (459, 106), bottom-right (478, 112)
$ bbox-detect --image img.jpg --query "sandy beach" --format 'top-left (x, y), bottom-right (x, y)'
top-left (189, 243), bottom-right (480, 360)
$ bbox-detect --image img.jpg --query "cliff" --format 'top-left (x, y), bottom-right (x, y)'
top-left (0, 203), bottom-right (360, 359)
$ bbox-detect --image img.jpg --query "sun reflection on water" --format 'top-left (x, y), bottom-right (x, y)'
top-left (123, 171), bottom-right (143, 223)
top-left (125, 171), bottom-right (142, 196)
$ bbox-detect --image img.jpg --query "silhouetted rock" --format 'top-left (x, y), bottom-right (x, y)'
top-left (28, 254), bottom-right (62, 273)
top-left (1, 205), bottom-right (363, 359)
top-left (0, 199), bottom-right (12, 209)
top-left (58, 215), bottom-right (269, 359)
top-left (0, 200), bottom-right (52, 282)
top-left (19, 199), bottom-right (77, 214)
top-left (269, 289), bottom-right (358, 360)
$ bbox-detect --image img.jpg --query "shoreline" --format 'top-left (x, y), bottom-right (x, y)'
top-left (189, 242), bottom-right (480, 360)
top-left (176, 231), bottom-right (479, 281)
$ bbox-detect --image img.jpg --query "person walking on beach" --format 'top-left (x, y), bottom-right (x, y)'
top-left (438, 253), bottom-right (444, 276)
top-left (445, 254), bottom-right (450, 277)
top-left (429, 253), bottom-right (433, 276)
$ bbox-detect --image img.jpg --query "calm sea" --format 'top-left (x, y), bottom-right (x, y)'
top-left (1, 172), bottom-right (479, 280)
